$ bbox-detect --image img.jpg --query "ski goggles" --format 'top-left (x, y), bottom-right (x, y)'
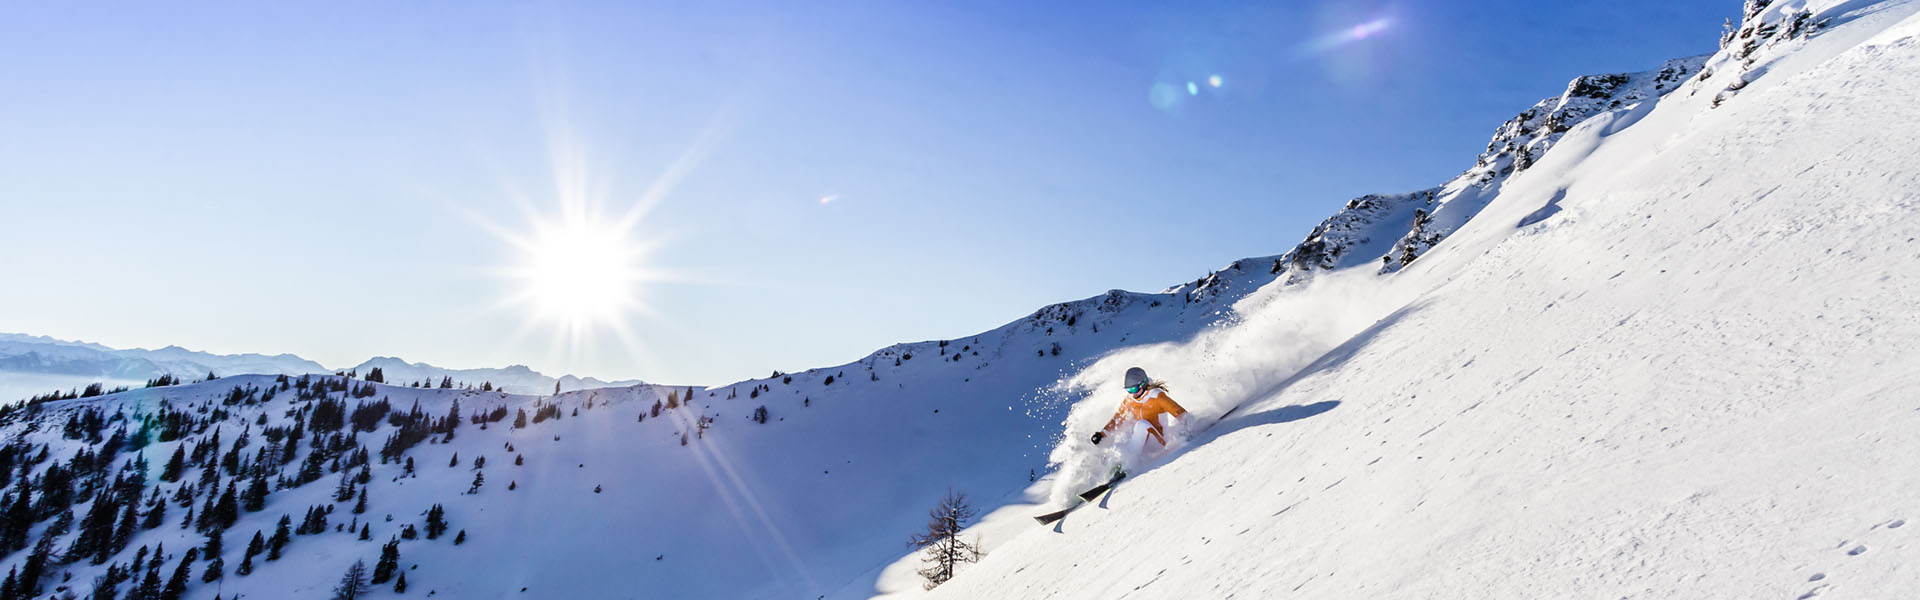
top-left (1125, 383), bottom-right (1145, 395)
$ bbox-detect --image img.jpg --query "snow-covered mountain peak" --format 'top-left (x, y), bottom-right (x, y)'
top-left (1274, 56), bottom-right (1709, 281)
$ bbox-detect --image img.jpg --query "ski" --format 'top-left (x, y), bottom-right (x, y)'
top-left (1078, 472), bottom-right (1125, 501)
top-left (1033, 472), bottom-right (1126, 526)
top-left (1032, 507), bottom-right (1072, 526)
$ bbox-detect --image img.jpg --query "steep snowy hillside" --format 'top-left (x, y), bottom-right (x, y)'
top-left (923, 1), bottom-right (1920, 598)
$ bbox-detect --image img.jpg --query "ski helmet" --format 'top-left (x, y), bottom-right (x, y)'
top-left (1123, 367), bottom-right (1149, 390)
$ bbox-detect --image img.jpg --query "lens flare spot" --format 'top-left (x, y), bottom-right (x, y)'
top-left (1148, 82), bottom-right (1181, 110)
top-left (1350, 18), bottom-right (1390, 41)
top-left (1186, 81), bottom-right (1198, 96)
top-left (819, 194), bottom-right (837, 205)
top-left (1299, 16), bottom-right (1393, 57)
top-left (1208, 75), bottom-right (1223, 88)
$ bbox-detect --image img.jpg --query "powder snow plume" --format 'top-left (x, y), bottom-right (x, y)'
top-left (1043, 267), bottom-right (1417, 502)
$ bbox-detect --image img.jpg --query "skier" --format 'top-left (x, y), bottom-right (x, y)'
top-left (1033, 367), bottom-right (1194, 525)
top-left (1090, 367), bottom-right (1188, 476)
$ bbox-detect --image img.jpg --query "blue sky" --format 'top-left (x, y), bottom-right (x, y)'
top-left (0, 1), bottom-right (1736, 385)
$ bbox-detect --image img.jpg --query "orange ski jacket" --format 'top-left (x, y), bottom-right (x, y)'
top-left (1102, 388), bottom-right (1189, 447)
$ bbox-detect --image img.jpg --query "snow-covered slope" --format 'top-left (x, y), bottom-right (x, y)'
top-left (924, 1), bottom-right (1920, 598)
top-left (4, 1), bottom-right (1915, 599)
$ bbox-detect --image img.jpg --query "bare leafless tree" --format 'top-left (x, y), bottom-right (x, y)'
top-left (909, 488), bottom-right (982, 589)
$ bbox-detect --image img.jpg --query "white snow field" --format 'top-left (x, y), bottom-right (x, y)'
top-left (918, 1), bottom-right (1920, 598)
top-left (2, 1), bottom-right (1917, 599)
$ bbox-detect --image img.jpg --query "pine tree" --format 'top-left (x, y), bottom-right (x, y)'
top-left (425, 504), bottom-right (447, 539)
top-left (243, 474), bottom-right (269, 512)
top-left (195, 493), bottom-right (214, 530)
top-left (214, 482), bottom-right (239, 529)
top-left (331, 559), bottom-right (371, 600)
top-left (2, 486), bottom-right (32, 551)
top-left (203, 528), bottom-right (223, 559)
top-left (160, 447), bottom-right (185, 482)
top-left (468, 471), bottom-right (484, 494)
top-left (160, 547), bottom-right (199, 600)
top-left (49, 507), bottom-right (76, 539)
top-left (908, 488), bottom-right (982, 589)
top-left (89, 562), bottom-right (127, 600)
top-left (268, 515), bottom-right (291, 560)
top-left (237, 531), bottom-right (262, 576)
top-left (112, 494), bottom-right (141, 554)
top-left (359, 524), bottom-right (370, 540)
top-left (371, 538), bottom-right (399, 584)
top-left (453, 530), bottom-right (466, 545)
top-left (448, 453), bottom-right (457, 468)
top-left (135, 565), bottom-right (162, 600)
top-left (72, 490), bottom-right (119, 564)
top-left (201, 556), bottom-right (223, 583)
top-left (394, 571), bottom-right (407, 593)
top-left (142, 498), bottom-right (167, 530)
top-left (20, 535), bottom-right (54, 597)
top-left (199, 458), bottom-right (219, 488)
top-left (353, 488), bottom-right (367, 514)
top-left (334, 472), bottom-right (355, 502)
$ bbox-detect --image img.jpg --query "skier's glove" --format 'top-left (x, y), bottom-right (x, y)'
top-left (1090, 431), bottom-right (1104, 445)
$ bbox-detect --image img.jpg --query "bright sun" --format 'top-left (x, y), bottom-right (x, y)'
top-left (508, 213), bottom-right (648, 329)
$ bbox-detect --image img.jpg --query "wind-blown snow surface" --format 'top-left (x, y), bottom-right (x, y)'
top-left (923, 2), bottom-right (1920, 598)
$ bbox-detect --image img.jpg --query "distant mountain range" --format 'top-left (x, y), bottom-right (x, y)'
top-left (0, 332), bottom-right (646, 400)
